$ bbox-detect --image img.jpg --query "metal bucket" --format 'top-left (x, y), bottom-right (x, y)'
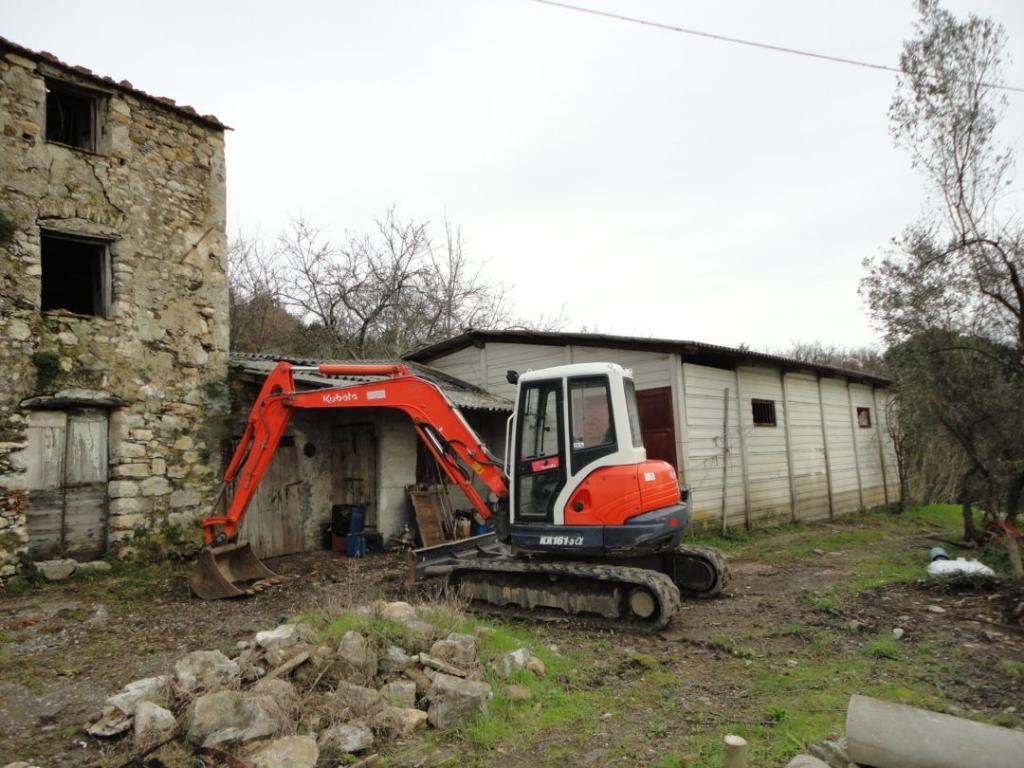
top-left (188, 541), bottom-right (282, 600)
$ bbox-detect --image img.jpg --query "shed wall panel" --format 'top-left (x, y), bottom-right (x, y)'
top-left (482, 343), bottom-right (568, 399)
top-left (784, 373), bottom-right (831, 521)
top-left (820, 378), bottom-right (860, 515)
top-left (429, 345), bottom-right (482, 387)
top-left (737, 367), bottom-right (791, 523)
top-left (850, 384), bottom-right (887, 508)
top-left (682, 363), bottom-right (747, 528)
top-left (568, 346), bottom-right (672, 390)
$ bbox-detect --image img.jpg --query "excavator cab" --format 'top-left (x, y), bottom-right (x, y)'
top-left (505, 363), bottom-right (689, 558)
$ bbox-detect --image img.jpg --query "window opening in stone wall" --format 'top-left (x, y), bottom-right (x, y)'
top-left (857, 406), bottom-right (872, 428)
top-left (45, 79), bottom-right (98, 150)
top-left (40, 232), bottom-right (111, 317)
top-left (751, 398), bottom-right (777, 427)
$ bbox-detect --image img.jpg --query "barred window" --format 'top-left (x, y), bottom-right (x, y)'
top-left (751, 399), bottom-right (777, 427)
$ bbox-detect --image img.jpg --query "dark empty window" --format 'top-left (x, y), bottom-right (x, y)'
top-left (41, 233), bottom-right (110, 317)
top-left (751, 398), bottom-right (777, 427)
top-left (46, 80), bottom-right (97, 150)
top-left (857, 407), bottom-right (872, 428)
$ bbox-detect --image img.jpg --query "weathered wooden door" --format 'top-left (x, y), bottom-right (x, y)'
top-left (236, 438), bottom-right (304, 558)
top-left (24, 409), bottom-right (108, 560)
top-left (332, 424), bottom-right (377, 525)
top-left (636, 387), bottom-right (679, 471)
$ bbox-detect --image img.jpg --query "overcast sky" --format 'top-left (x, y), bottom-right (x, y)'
top-left (5, 0), bottom-right (1024, 351)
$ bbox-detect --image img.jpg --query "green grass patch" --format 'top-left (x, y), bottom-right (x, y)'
top-left (997, 658), bottom-right (1024, 678)
top-left (709, 634), bottom-right (756, 659)
top-left (864, 635), bottom-right (902, 660)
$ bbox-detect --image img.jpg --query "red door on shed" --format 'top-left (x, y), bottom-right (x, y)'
top-left (636, 387), bottom-right (679, 471)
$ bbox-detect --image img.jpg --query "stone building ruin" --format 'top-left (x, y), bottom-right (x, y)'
top-left (0, 37), bottom-right (229, 577)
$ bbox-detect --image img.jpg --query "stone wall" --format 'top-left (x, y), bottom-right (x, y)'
top-left (0, 47), bottom-right (228, 577)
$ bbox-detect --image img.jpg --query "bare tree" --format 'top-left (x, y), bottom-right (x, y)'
top-left (228, 233), bottom-right (300, 353)
top-left (784, 340), bottom-right (886, 375)
top-left (229, 208), bottom-right (559, 360)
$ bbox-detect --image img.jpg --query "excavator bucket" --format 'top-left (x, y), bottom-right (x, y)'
top-left (188, 541), bottom-right (284, 600)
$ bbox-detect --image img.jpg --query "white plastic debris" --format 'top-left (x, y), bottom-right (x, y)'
top-left (926, 558), bottom-right (995, 578)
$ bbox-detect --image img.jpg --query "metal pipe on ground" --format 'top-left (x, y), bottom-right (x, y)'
top-left (846, 694), bottom-right (1024, 768)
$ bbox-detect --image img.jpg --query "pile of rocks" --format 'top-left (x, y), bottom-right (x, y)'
top-left (72, 601), bottom-right (547, 767)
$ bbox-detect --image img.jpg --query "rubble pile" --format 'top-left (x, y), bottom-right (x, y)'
top-left (62, 601), bottom-right (547, 766)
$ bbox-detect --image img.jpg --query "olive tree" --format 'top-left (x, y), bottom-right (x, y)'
top-left (862, 1), bottom-right (1024, 537)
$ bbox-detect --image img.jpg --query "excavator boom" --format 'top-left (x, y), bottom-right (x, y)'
top-left (191, 361), bottom-right (507, 599)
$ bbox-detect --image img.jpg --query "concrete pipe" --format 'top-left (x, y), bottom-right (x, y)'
top-left (722, 734), bottom-right (748, 768)
top-left (846, 694), bottom-right (1024, 768)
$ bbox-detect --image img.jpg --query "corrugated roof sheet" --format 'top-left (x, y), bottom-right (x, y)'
top-left (1, 36), bottom-right (228, 131)
top-left (405, 330), bottom-right (892, 386)
top-left (230, 353), bottom-right (513, 411)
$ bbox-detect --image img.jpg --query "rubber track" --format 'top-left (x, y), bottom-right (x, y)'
top-left (447, 559), bottom-right (682, 632)
top-left (673, 544), bottom-right (730, 600)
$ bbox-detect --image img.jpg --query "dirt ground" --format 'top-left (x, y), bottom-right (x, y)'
top-left (2, 508), bottom-right (1022, 767)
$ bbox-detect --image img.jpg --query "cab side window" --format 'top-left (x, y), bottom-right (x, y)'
top-left (568, 376), bottom-right (617, 474)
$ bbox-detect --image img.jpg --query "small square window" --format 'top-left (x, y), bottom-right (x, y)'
top-left (45, 79), bottom-right (98, 151)
top-left (752, 398), bottom-right (777, 427)
top-left (40, 233), bottom-right (111, 317)
top-left (857, 407), bottom-right (872, 428)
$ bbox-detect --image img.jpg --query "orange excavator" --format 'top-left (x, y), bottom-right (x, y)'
top-left (191, 360), bottom-right (726, 630)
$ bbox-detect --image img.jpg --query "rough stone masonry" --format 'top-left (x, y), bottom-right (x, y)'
top-left (0, 37), bottom-right (229, 577)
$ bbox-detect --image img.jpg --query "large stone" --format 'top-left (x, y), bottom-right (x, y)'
top-left (36, 559), bottom-right (76, 581)
top-left (429, 633), bottom-right (477, 668)
top-left (332, 680), bottom-right (385, 718)
top-left (7, 318), bottom-right (30, 341)
top-left (381, 601), bottom-right (417, 622)
top-left (317, 722), bottom-right (374, 753)
top-left (76, 560), bottom-right (112, 574)
top-left (426, 672), bottom-right (492, 729)
top-left (526, 656), bottom-right (546, 677)
top-left (139, 476), bottom-right (171, 496)
top-left (403, 665), bottom-right (433, 697)
top-left (186, 689), bottom-right (290, 747)
top-left (87, 710), bottom-right (132, 738)
top-left (380, 680), bottom-right (417, 709)
top-left (494, 648), bottom-right (531, 677)
top-left (337, 630), bottom-right (377, 682)
top-left (256, 624), bottom-right (299, 650)
top-left (249, 735), bottom-right (318, 768)
top-left (785, 757), bottom-right (830, 768)
top-left (133, 701), bottom-right (176, 750)
top-left (107, 480), bottom-right (140, 498)
top-left (401, 619), bottom-right (439, 651)
top-left (380, 645), bottom-right (412, 674)
top-left (174, 649), bottom-right (240, 693)
top-left (251, 678), bottom-right (299, 710)
top-left (372, 705), bottom-right (428, 737)
top-left (105, 675), bottom-right (170, 716)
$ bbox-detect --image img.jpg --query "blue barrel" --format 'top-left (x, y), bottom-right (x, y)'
top-left (346, 504), bottom-right (367, 558)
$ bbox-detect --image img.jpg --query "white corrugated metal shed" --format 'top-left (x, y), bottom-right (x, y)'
top-left (405, 330), bottom-right (899, 531)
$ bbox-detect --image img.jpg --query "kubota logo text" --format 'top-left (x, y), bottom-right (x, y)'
top-left (322, 391), bottom-right (358, 404)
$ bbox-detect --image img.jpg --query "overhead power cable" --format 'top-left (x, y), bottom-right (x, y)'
top-left (528, 0), bottom-right (1024, 95)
